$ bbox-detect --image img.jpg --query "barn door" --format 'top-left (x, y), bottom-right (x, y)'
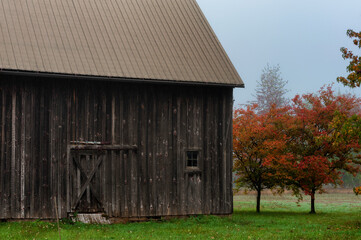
top-left (69, 150), bottom-right (105, 213)
top-left (185, 150), bottom-right (202, 214)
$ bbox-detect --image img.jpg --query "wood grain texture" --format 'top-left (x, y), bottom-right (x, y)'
top-left (0, 75), bottom-right (233, 219)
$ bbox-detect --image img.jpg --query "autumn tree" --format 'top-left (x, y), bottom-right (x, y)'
top-left (233, 104), bottom-right (289, 212)
top-left (354, 186), bottom-right (361, 195)
top-left (337, 29), bottom-right (361, 88)
top-left (251, 64), bottom-right (289, 114)
top-left (266, 86), bottom-right (361, 214)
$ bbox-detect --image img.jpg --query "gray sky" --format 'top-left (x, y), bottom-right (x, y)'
top-left (196, 0), bottom-right (361, 106)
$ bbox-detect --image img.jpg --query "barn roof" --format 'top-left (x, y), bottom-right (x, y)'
top-left (0, 0), bottom-right (244, 87)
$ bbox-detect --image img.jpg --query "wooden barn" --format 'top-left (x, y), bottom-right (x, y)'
top-left (0, 0), bottom-right (244, 220)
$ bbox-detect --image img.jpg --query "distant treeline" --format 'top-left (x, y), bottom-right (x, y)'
top-left (341, 172), bottom-right (361, 188)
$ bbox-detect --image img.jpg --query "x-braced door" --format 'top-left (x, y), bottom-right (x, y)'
top-left (69, 150), bottom-right (105, 213)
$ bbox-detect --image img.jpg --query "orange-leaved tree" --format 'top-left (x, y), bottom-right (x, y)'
top-left (337, 29), bottom-right (361, 199)
top-left (233, 104), bottom-right (290, 212)
top-left (354, 186), bottom-right (361, 196)
top-left (266, 86), bottom-right (361, 213)
top-left (337, 29), bottom-right (361, 88)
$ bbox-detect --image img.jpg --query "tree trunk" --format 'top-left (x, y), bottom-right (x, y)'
top-left (310, 190), bottom-right (316, 214)
top-left (256, 189), bottom-right (261, 213)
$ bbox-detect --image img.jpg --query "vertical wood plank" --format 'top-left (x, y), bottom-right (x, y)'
top-left (122, 87), bottom-right (129, 217)
top-left (118, 150), bottom-right (124, 217)
top-left (46, 84), bottom-right (52, 217)
top-left (221, 90), bottom-right (227, 213)
top-left (49, 83), bottom-right (56, 219)
top-left (111, 93), bottom-right (117, 216)
top-left (59, 85), bottom-right (68, 218)
top-left (105, 89), bottom-right (112, 216)
top-left (175, 91), bottom-right (183, 216)
top-left (226, 89), bottom-right (234, 214)
top-left (171, 88), bottom-right (178, 216)
top-left (66, 86), bottom-right (73, 215)
top-left (30, 82), bottom-right (40, 217)
top-left (14, 88), bottom-right (21, 218)
top-left (178, 92), bottom-right (187, 214)
top-left (158, 93), bottom-right (168, 216)
top-left (0, 86), bottom-right (4, 218)
top-left (4, 85), bottom-right (12, 218)
top-left (0, 85), bottom-right (6, 218)
top-left (24, 84), bottom-right (34, 218)
top-left (147, 87), bottom-right (156, 216)
top-left (0, 77), bottom-right (235, 219)
top-left (138, 86), bottom-right (148, 217)
top-left (11, 85), bottom-right (17, 217)
top-left (118, 89), bottom-right (125, 217)
top-left (217, 89), bottom-right (223, 214)
top-left (114, 88), bottom-right (122, 217)
top-left (166, 89), bottom-right (173, 216)
top-left (212, 89), bottom-right (220, 214)
top-left (42, 84), bottom-right (50, 218)
top-left (123, 150), bottom-right (129, 217)
top-left (130, 86), bottom-right (138, 217)
top-left (20, 86), bottom-right (26, 218)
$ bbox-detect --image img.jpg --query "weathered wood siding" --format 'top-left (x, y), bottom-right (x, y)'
top-left (0, 75), bottom-right (233, 219)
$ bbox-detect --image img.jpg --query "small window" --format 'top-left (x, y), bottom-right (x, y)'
top-left (186, 151), bottom-right (199, 168)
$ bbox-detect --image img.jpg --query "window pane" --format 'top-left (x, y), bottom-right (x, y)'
top-left (192, 160), bottom-right (197, 167)
top-left (186, 151), bottom-right (198, 167)
top-left (187, 159), bottom-right (192, 166)
top-left (187, 152), bottom-right (193, 160)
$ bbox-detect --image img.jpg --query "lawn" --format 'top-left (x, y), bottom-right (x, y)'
top-left (1, 191), bottom-right (360, 240)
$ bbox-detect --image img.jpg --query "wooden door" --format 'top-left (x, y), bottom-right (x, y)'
top-left (185, 171), bottom-right (202, 214)
top-left (69, 150), bottom-right (105, 213)
top-left (185, 150), bottom-right (203, 214)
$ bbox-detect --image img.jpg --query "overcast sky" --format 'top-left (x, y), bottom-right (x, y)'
top-left (196, 0), bottom-right (361, 106)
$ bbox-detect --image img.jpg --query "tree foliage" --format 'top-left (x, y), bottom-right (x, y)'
top-left (234, 86), bottom-right (361, 214)
top-left (337, 29), bottom-right (361, 88)
top-left (251, 64), bottom-right (289, 113)
top-left (233, 104), bottom-right (289, 212)
top-left (266, 86), bottom-right (361, 213)
top-left (354, 186), bottom-right (361, 195)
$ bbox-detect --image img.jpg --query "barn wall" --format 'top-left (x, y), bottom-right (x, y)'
top-left (0, 75), bottom-right (233, 219)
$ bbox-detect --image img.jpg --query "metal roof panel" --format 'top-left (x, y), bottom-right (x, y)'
top-left (0, 0), bottom-right (244, 86)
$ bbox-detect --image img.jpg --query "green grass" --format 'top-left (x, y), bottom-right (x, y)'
top-left (1, 192), bottom-right (360, 239)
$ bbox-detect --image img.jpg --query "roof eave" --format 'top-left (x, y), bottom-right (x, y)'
top-left (0, 69), bottom-right (245, 88)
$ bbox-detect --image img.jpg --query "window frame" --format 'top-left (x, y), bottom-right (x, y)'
top-left (184, 148), bottom-right (202, 173)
